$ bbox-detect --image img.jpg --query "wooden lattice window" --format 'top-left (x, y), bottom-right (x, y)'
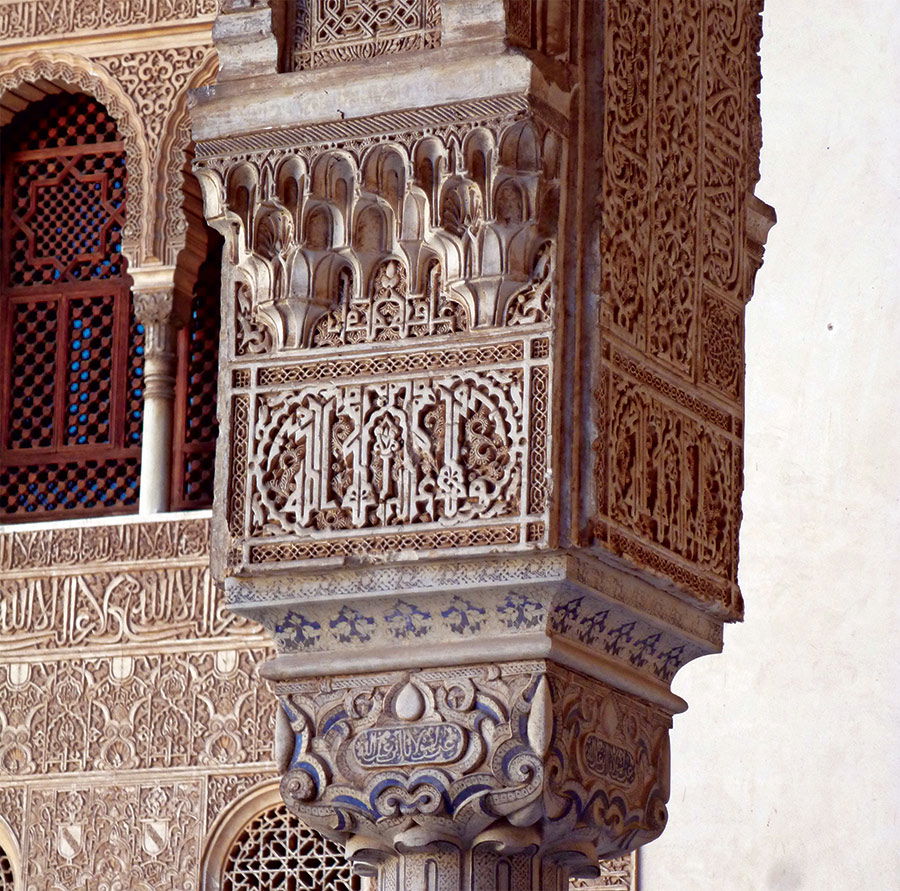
top-left (170, 233), bottom-right (221, 511)
top-left (0, 844), bottom-right (13, 890)
top-left (0, 92), bottom-right (142, 520)
top-left (222, 803), bottom-right (360, 891)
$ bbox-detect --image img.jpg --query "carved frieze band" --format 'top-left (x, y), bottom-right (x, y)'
top-left (0, 516), bottom-right (209, 573)
top-left (0, 0), bottom-right (216, 43)
top-left (0, 518), bottom-right (268, 653)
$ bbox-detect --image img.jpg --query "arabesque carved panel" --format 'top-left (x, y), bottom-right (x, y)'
top-left (227, 333), bottom-right (550, 569)
top-left (594, 0), bottom-right (766, 617)
top-left (24, 783), bottom-right (201, 890)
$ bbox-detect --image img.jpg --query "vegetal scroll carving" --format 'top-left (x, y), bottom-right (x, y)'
top-left (250, 370), bottom-right (526, 535)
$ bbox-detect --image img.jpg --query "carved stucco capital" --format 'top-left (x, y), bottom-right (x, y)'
top-left (272, 661), bottom-right (668, 888)
top-left (131, 266), bottom-right (183, 393)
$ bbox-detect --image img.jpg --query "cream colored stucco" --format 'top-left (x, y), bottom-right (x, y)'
top-left (639, 2), bottom-right (900, 888)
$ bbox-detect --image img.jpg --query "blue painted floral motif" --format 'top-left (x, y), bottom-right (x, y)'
top-left (629, 632), bottom-right (661, 667)
top-left (654, 644), bottom-right (686, 681)
top-left (576, 608), bottom-right (609, 645)
top-left (440, 595), bottom-right (486, 634)
top-left (384, 600), bottom-right (432, 638)
top-left (604, 621), bottom-right (636, 656)
top-left (551, 596), bottom-right (583, 634)
top-left (329, 605), bottom-right (376, 643)
top-left (274, 610), bottom-right (322, 648)
top-left (497, 592), bottom-right (544, 629)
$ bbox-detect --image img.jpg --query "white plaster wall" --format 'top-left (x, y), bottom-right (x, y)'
top-left (639, 2), bottom-right (900, 888)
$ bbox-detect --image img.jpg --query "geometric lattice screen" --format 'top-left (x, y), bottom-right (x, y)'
top-left (0, 92), bottom-right (142, 519)
top-left (222, 804), bottom-right (360, 891)
top-left (171, 233), bottom-right (221, 511)
top-left (0, 845), bottom-right (12, 891)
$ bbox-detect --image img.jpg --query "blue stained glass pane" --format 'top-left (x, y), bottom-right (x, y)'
top-left (132, 410), bottom-right (141, 419)
top-left (78, 435), bottom-right (86, 444)
top-left (81, 349), bottom-right (90, 359)
top-left (69, 405), bottom-right (77, 414)
top-left (71, 361), bottom-right (80, 371)
top-left (79, 393), bottom-right (88, 402)
top-left (73, 319), bottom-right (83, 329)
top-left (80, 371), bottom-right (89, 381)
top-left (70, 383), bottom-right (79, 392)
top-left (68, 425), bottom-right (76, 434)
top-left (134, 389), bottom-right (142, 398)
top-left (136, 323), bottom-right (144, 334)
top-left (136, 346), bottom-right (144, 356)
top-left (83, 328), bottom-right (92, 338)
top-left (72, 340), bottom-right (81, 349)
top-left (135, 368), bottom-right (143, 377)
top-left (78, 414), bottom-right (87, 423)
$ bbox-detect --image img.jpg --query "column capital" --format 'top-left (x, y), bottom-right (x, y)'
top-left (130, 266), bottom-right (184, 360)
top-left (273, 660), bottom-right (669, 887)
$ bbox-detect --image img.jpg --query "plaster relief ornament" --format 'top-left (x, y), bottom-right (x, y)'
top-left (191, 0), bottom-right (774, 886)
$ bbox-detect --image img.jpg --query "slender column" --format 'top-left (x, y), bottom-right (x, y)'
top-left (131, 267), bottom-right (180, 515)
